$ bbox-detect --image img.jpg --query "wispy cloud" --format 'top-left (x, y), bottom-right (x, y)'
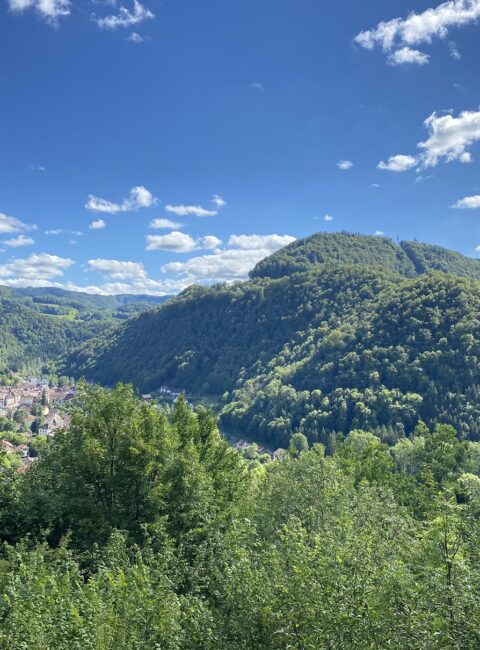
top-left (93, 0), bottom-right (154, 29)
top-left (355, 0), bottom-right (480, 65)
top-left (337, 160), bottom-right (353, 170)
top-left (249, 82), bottom-right (264, 91)
top-left (86, 185), bottom-right (157, 213)
top-left (8, 0), bottom-right (70, 24)
top-left (4, 235), bottom-right (35, 248)
top-left (165, 204), bottom-right (217, 217)
top-left (212, 194), bottom-right (227, 208)
top-left (126, 31), bottom-right (145, 43)
top-left (150, 218), bottom-right (184, 229)
top-left (324, 214), bottom-right (334, 222)
top-left (0, 213), bottom-right (36, 234)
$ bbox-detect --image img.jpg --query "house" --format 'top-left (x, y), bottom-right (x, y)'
top-left (141, 394), bottom-right (153, 402)
top-left (273, 448), bottom-right (287, 461)
top-left (1, 439), bottom-right (15, 453)
top-left (3, 391), bottom-right (16, 408)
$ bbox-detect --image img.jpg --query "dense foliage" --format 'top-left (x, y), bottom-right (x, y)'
top-left (250, 232), bottom-right (480, 280)
top-left (64, 233), bottom-right (480, 449)
top-left (0, 285), bottom-right (168, 374)
top-left (2, 385), bottom-right (480, 648)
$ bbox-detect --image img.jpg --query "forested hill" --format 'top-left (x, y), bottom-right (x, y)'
top-left (0, 286), bottom-right (169, 374)
top-left (250, 232), bottom-right (480, 280)
top-left (64, 232), bottom-right (480, 448)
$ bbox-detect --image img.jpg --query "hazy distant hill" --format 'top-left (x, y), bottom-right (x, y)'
top-left (0, 285), bottom-right (170, 374)
top-left (63, 232), bottom-right (480, 447)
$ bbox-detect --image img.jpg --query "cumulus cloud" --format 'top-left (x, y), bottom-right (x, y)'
top-left (8, 0), bottom-right (70, 23)
top-left (0, 213), bottom-right (36, 234)
top-left (150, 218), bottom-right (184, 229)
top-left (418, 110), bottom-right (480, 167)
top-left (162, 233), bottom-right (296, 285)
top-left (93, 0), bottom-right (154, 29)
top-left (375, 230), bottom-right (385, 236)
top-left (355, 0), bottom-right (480, 64)
top-left (88, 258), bottom-right (148, 281)
top-left (337, 160), bottom-right (353, 170)
top-left (227, 234), bottom-right (296, 251)
top-left (378, 154), bottom-right (418, 172)
top-left (452, 194), bottom-right (480, 208)
top-left (201, 235), bottom-right (222, 250)
top-left (86, 185), bottom-right (156, 213)
top-left (324, 214), bottom-right (334, 222)
top-left (165, 204), bottom-right (218, 218)
top-left (4, 235), bottom-right (35, 248)
top-left (0, 253), bottom-right (74, 281)
top-left (89, 219), bottom-right (106, 230)
top-left (388, 47), bottom-right (430, 66)
top-left (146, 231), bottom-right (197, 252)
top-left (378, 109), bottom-right (480, 172)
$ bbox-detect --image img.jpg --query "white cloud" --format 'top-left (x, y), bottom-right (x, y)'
top-left (377, 154), bottom-right (417, 172)
top-left (355, 0), bottom-right (480, 64)
top-left (165, 204), bottom-right (218, 217)
top-left (388, 47), bottom-right (430, 66)
top-left (249, 82), bottom-right (264, 91)
top-left (337, 160), bottom-right (353, 170)
top-left (0, 253), bottom-right (74, 281)
top-left (88, 258), bottom-right (148, 281)
top-left (452, 194), bottom-right (480, 208)
top-left (201, 235), bottom-right (222, 250)
top-left (0, 213), bottom-right (36, 234)
top-left (150, 218), bottom-right (184, 229)
top-left (126, 31), bottom-right (144, 43)
top-left (44, 229), bottom-right (62, 235)
top-left (449, 40), bottom-right (462, 58)
top-left (212, 194), bottom-right (227, 208)
top-left (371, 183), bottom-right (381, 188)
top-left (146, 231), bottom-right (197, 252)
top-left (8, 0), bottom-right (70, 23)
top-left (89, 219), bottom-right (106, 230)
top-left (162, 232), bottom-right (295, 285)
top-left (93, 0), bottom-right (154, 29)
top-left (375, 230), bottom-right (385, 236)
top-left (227, 234), bottom-right (296, 251)
top-left (324, 214), bottom-right (334, 222)
top-left (4, 235), bottom-right (35, 248)
top-left (418, 110), bottom-right (480, 167)
top-left (86, 185), bottom-right (157, 213)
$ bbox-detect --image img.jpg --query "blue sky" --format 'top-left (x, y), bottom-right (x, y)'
top-left (1, 0), bottom-right (480, 294)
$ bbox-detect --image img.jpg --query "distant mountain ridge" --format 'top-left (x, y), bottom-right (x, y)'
top-left (0, 285), bottom-right (170, 375)
top-left (63, 232), bottom-right (480, 448)
top-left (250, 232), bottom-right (480, 281)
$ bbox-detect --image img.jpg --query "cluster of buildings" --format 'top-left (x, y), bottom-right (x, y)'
top-left (0, 377), bottom-right (76, 471)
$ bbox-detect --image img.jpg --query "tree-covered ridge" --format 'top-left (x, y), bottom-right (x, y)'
top-left (2, 385), bottom-right (480, 648)
top-left (250, 231), bottom-right (480, 280)
top-left (64, 257), bottom-right (480, 448)
top-left (0, 285), bottom-right (169, 374)
top-left (63, 265), bottom-right (394, 393)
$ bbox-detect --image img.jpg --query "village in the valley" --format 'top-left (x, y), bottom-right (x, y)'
top-left (0, 376), bottom-right (76, 472)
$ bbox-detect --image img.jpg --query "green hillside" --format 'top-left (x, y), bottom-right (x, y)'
top-left (0, 286), bottom-right (169, 374)
top-left (63, 232), bottom-right (480, 448)
top-left (250, 231), bottom-right (480, 280)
